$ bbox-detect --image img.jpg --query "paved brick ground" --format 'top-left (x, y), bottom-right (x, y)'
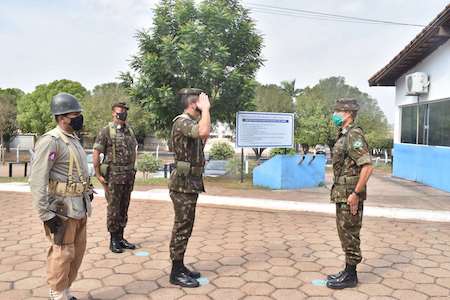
top-left (1, 191), bottom-right (450, 300)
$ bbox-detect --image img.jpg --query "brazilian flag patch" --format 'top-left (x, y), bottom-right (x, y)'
top-left (353, 140), bottom-right (363, 149)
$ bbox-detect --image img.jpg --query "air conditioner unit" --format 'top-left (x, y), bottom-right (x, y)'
top-left (405, 72), bottom-right (429, 95)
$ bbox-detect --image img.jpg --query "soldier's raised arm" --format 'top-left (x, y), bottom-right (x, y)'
top-left (197, 92), bottom-right (211, 139)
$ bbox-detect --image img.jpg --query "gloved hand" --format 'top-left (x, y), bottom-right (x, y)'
top-left (88, 184), bottom-right (97, 202)
top-left (44, 216), bottom-right (62, 234)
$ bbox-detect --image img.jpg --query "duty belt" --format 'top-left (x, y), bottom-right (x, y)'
top-left (175, 161), bottom-right (204, 177)
top-left (48, 180), bottom-right (88, 197)
top-left (334, 175), bottom-right (359, 185)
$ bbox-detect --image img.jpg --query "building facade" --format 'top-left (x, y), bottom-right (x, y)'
top-left (369, 5), bottom-right (450, 192)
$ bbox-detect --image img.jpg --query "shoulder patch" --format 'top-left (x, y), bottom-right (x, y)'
top-left (48, 152), bottom-right (57, 161)
top-left (353, 139), bottom-right (363, 149)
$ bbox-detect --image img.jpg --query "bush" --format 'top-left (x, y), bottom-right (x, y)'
top-left (137, 153), bottom-right (161, 179)
top-left (270, 148), bottom-right (297, 156)
top-left (226, 157), bottom-right (241, 177)
top-left (209, 142), bottom-right (235, 160)
top-left (226, 157), bottom-right (259, 178)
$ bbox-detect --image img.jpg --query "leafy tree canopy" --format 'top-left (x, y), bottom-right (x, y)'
top-left (82, 83), bottom-right (153, 141)
top-left (254, 83), bottom-right (294, 113)
top-left (0, 88), bottom-right (24, 147)
top-left (296, 76), bottom-right (391, 150)
top-left (121, 0), bottom-right (263, 137)
top-left (17, 79), bottom-right (88, 135)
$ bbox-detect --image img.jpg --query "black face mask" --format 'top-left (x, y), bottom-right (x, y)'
top-left (68, 114), bottom-right (84, 131)
top-left (116, 111), bottom-right (128, 121)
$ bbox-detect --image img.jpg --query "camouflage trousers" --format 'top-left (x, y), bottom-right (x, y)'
top-left (105, 183), bottom-right (133, 233)
top-left (169, 191), bottom-right (198, 261)
top-left (336, 202), bottom-right (364, 265)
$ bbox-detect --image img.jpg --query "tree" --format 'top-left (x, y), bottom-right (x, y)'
top-left (82, 83), bottom-right (153, 142)
top-left (137, 153), bottom-right (161, 179)
top-left (17, 80), bottom-right (88, 135)
top-left (0, 88), bottom-right (24, 149)
top-left (296, 76), bottom-right (390, 151)
top-left (121, 0), bottom-right (263, 138)
top-left (252, 83), bottom-right (294, 158)
top-left (254, 83), bottom-right (294, 113)
top-left (280, 79), bottom-right (302, 103)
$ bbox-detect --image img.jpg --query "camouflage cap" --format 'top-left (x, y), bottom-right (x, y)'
top-left (334, 98), bottom-right (360, 111)
top-left (177, 88), bottom-right (203, 96)
top-left (112, 101), bottom-right (129, 110)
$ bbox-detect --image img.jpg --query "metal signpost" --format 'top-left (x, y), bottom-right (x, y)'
top-left (236, 111), bottom-right (295, 182)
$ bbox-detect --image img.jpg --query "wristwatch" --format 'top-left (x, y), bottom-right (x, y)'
top-left (352, 190), bottom-right (362, 197)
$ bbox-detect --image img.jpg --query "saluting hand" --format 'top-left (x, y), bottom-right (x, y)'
top-left (347, 193), bottom-right (359, 216)
top-left (196, 93), bottom-right (210, 111)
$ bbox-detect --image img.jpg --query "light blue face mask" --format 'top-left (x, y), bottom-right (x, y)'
top-left (331, 112), bottom-right (344, 127)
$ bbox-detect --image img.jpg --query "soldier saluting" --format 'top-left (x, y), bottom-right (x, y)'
top-left (168, 88), bottom-right (211, 288)
top-left (327, 98), bottom-right (374, 289)
top-left (30, 93), bottom-right (94, 300)
top-left (93, 102), bottom-right (138, 253)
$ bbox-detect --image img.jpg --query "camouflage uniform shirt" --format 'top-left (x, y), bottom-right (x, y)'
top-left (331, 123), bottom-right (372, 203)
top-left (93, 122), bottom-right (138, 185)
top-left (169, 113), bottom-right (205, 193)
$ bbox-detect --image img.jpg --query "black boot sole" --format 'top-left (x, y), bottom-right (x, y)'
top-left (169, 278), bottom-right (200, 288)
top-left (326, 280), bottom-right (358, 289)
top-left (110, 245), bottom-right (124, 253)
top-left (120, 244), bottom-right (136, 250)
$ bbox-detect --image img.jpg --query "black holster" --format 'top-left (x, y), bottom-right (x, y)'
top-left (53, 219), bottom-right (67, 246)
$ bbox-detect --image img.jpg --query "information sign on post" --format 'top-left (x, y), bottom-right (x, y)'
top-left (236, 111), bottom-right (295, 148)
top-left (236, 111), bottom-right (295, 182)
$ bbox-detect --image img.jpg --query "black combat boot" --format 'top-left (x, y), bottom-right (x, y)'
top-left (118, 228), bottom-right (136, 250)
top-left (179, 259), bottom-right (201, 279)
top-left (109, 232), bottom-right (124, 253)
top-left (326, 264), bottom-right (358, 289)
top-left (327, 265), bottom-right (347, 281)
top-left (170, 260), bottom-right (199, 288)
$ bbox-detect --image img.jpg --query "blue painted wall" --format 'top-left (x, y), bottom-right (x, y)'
top-left (253, 154), bottom-right (326, 189)
top-left (393, 143), bottom-right (450, 192)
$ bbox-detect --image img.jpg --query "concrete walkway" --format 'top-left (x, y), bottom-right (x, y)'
top-left (1, 192), bottom-right (450, 300)
top-left (1, 171), bottom-right (450, 222)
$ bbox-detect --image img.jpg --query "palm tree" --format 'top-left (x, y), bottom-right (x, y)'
top-left (280, 79), bottom-right (303, 104)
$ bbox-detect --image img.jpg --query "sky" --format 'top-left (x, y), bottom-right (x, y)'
top-left (1, 0), bottom-right (449, 123)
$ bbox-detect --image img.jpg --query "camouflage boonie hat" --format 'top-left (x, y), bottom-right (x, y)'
top-left (112, 101), bottom-right (129, 110)
top-left (177, 88), bottom-right (203, 96)
top-left (334, 98), bottom-right (360, 111)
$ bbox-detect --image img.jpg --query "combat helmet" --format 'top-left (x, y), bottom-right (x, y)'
top-left (50, 93), bottom-right (83, 116)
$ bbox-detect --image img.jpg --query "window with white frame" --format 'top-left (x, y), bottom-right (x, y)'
top-left (400, 99), bottom-right (450, 147)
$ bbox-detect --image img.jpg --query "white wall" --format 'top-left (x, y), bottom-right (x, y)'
top-left (394, 40), bottom-right (450, 143)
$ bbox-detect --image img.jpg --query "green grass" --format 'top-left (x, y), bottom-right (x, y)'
top-left (90, 176), bottom-right (168, 188)
top-left (373, 163), bottom-right (392, 173)
top-left (135, 177), bottom-right (168, 186)
top-left (0, 177), bottom-right (28, 183)
top-left (204, 176), bottom-right (267, 190)
top-left (0, 174), bottom-right (262, 190)
top-left (92, 174), bottom-right (266, 190)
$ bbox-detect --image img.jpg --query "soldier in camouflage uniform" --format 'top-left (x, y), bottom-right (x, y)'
top-left (93, 102), bottom-right (138, 253)
top-left (327, 98), bottom-right (374, 289)
top-left (168, 88), bottom-right (211, 288)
